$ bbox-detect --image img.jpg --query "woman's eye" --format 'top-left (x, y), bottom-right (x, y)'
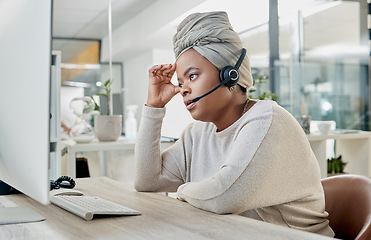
top-left (189, 74), bottom-right (197, 80)
top-left (178, 83), bottom-right (183, 87)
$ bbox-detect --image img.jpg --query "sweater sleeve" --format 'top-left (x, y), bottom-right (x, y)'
top-left (176, 103), bottom-right (322, 215)
top-left (134, 106), bottom-right (185, 192)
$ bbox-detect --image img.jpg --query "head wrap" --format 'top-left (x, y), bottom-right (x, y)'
top-left (173, 11), bottom-right (253, 90)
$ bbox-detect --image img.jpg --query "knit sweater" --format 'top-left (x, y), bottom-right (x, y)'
top-left (134, 100), bottom-right (334, 237)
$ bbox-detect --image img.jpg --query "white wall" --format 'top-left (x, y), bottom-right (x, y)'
top-left (123, 50), bottom-right (152, 129)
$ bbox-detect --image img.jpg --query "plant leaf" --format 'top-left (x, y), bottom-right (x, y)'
top-left (96, 93), bottom-right (108, 98)
top-left (104, 79), bottom-right (112, 87)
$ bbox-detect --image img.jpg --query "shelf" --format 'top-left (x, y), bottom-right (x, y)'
top-left (307, 131), bottom-right (371, 178)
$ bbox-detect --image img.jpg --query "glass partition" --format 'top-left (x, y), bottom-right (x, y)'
top-left (275, 60), bottom-right (368, 130)
top-left (271, 0), bottom-right (369, 130)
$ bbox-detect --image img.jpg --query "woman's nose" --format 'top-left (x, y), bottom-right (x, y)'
top-left (180, 83), bottom-right (190, 96)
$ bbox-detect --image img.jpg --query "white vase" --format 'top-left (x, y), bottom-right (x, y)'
top-left (297, 115), bottom-right (311, 134)
top-left (94, 115), bottom-right (122, 141)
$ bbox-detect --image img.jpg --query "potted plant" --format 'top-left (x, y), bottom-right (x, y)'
top-left (327, 155), bottom-right (347, 175)
top-left (92, 79), bottom-right (122, 141)
top-left (248, 74), bottom-right (279, 101)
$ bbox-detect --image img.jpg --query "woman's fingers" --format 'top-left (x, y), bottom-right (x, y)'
top-left (149, 64), bottom-right (162, 72)
top-left (149, 64), bottom-right (163, 76)
top-left (163, 64), bottom-right (177, 81)
top-left (150, 64), bottom-right (173, 75)
top-left (149, 64), bottom-right (176, 85)
top-left (146, 63), bottom-right (178, 108)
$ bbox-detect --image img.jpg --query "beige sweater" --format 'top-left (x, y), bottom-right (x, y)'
top-left (135, 100), bottom-right (334, 237)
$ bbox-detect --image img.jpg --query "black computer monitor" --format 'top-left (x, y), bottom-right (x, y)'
top-left (0, 0), bottom-right (52, 224)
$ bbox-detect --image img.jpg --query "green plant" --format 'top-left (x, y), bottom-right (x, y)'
top-left (91, 79), bottom-right (112, 115)
top-left (248, 74), bottom-right (279, 100)
top-left (327, 155), bottom-right (347, 174)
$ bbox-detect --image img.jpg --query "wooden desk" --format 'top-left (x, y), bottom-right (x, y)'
top-left (0, 177), bottom-right (332, 240)
top-left (61, 138), bottom-right (174, 178)
top-left (307, 131), bottom-right (371, 178)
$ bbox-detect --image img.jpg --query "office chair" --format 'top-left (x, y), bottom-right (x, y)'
top-left (321, 174), bottom-right (371, 240)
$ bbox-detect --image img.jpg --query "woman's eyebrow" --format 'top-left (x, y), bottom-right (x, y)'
top-left (183, 67), bottom-right (199, 77)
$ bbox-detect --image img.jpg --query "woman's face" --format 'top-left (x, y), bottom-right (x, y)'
top-left (176, 48), bottom-right (232, 122)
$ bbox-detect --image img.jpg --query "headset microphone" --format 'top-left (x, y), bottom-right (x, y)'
top-left (191, 80), bottom-right (227, 103)
top-left (191, 48), bottom-right (247, 103)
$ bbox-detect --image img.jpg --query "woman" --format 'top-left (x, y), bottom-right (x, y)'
top-left (134, 11), bottom-right (334, 237)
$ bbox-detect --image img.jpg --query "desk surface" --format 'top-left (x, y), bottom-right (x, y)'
top-left (0, 177), bottom-right (332, 240)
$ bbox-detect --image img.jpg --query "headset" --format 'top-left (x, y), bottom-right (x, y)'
top-left (191, 48), bottom-right (247, 103)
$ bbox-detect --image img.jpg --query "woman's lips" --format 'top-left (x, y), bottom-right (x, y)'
top-left (184, 99), bottom-right (197, 111)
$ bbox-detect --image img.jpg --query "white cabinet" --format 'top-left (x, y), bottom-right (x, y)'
top-left (307, 131), bottom-right (371, 178)
top-left (61, 138), bottom-right (174, 178)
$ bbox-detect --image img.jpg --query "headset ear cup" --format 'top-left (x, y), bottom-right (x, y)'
top-left (220, 66), bottom-right (239, 87)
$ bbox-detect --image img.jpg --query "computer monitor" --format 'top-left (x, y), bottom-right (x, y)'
top-left (0, 0), bottom-right (52, 223)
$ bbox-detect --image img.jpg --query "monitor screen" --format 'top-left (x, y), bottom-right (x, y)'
top-left (0, 0), bottom-right (52, 210)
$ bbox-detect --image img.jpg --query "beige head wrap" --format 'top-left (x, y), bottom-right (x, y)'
top-left (173, 11), bottom-right (253, 90)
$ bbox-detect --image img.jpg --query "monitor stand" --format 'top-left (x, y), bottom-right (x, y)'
top-left (0, 181), bottom-right (45, 225)
top-left (0, 207), bottom-right (45, 225)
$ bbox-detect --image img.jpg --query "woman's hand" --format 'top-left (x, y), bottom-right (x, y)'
top-left (146, 64), bottom-right (180, 108)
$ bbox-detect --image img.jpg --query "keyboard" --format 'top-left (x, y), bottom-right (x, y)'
top-left (50, 195), bottom-right (141, 220)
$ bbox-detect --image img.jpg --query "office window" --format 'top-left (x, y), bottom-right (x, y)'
top-left (274, 0), bottom-right (368, 130)
top-left (240, 19), bottom-right (270, 98)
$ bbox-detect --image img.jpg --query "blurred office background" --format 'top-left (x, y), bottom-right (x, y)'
top-left (53, 0), bottom-right (369, 137)
top-left (53, 0), bottom-right (369, 180)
